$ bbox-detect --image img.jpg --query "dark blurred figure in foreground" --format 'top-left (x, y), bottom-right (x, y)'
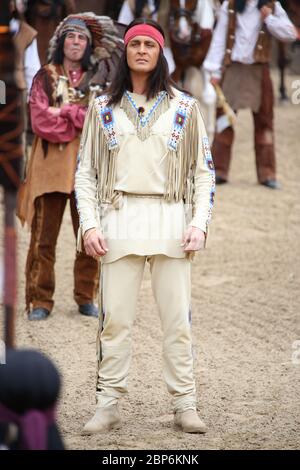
top-left (0, 349), bottom-right (64, 450)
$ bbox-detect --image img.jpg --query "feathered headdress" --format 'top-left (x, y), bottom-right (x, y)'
top-left (48, 12), bottom-right (125, 85)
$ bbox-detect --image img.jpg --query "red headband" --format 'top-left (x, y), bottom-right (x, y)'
top-left (124, 24), bottom-right (165, 49)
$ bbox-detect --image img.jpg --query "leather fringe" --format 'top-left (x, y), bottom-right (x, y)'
top-left (165, 101), bottom-right (199, 209)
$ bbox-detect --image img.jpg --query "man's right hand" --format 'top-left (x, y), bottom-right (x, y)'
top-left (210, 76), bottom-right (220, 87)
top-left (83, 228), bottom-right (108, 258)
top-left (260, 5), bottom-right (272, 20)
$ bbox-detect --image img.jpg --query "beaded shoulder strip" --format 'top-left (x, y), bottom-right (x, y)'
top-left (94, 95), bottom-right (118, 150)
top-left (202, 136), bottom-right (216, 224)
top-left (168, 92), bottom-right (196, 151)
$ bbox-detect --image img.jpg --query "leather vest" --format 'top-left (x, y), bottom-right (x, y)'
top-left (223, 0), bottom-right (275, 66)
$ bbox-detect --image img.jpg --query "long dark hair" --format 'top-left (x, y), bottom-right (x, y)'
top-left (52, 34), bottom-right (92, 70)
top-left (107, 18), bottom-right (178, 106)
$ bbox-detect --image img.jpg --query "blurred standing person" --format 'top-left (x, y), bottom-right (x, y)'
top-left (17, 14), bottom-right (123, 320)
top-left (204, 0), bottom-right (298, 188)
top-left (0, 0), bottom-right (24, 347)
top-left (9, 0), bottom-right (40, 162)
top-left (9, 0), bottom-right (40, 100)
top-left (24, 0), bottom-right (76, 66)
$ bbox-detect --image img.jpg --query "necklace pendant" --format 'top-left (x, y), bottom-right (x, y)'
top-left (123, 91), bottom-right (170, 141)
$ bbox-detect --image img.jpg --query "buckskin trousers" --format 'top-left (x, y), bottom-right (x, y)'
top-left (95, 254), bottom-right (197, 413)
top-left (25, 191), bottom-right (99, 312)
top-left (212, 64), bottom-right (276, 183)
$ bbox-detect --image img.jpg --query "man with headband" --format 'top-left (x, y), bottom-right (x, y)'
top-left (75, 18), bottom-right (215, 434)
top-left (118, 0), bottom-right (176, 74)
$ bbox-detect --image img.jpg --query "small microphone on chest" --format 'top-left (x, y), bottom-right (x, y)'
top-left (138, 106), bottom-right (145, 116)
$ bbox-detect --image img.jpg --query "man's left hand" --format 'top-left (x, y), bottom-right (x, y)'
top-left (260, 6), bottom-right (272, 20)
top-left (181, 226), bottom-right (206, 252)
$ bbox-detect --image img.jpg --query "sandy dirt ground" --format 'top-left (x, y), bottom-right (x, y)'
top-left (1, 72), bottom-right (300, 450)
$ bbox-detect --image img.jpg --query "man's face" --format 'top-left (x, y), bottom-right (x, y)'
top-left (63, 32), bottom-right (88, 63)
top-left (126, 35), bottom-right (160, 74)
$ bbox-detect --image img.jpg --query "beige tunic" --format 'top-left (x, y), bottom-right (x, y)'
top-left (75, 89), bottom-right (215, 264)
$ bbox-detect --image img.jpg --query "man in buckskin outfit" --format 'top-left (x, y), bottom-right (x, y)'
top-left (17, 14), bottom-right (123, 320)
top-left (75, 18), bottom-right (215, 435)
